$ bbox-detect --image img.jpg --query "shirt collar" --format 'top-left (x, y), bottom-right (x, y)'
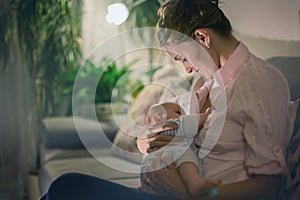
top-left (216, 42), bottom-right (250, 87)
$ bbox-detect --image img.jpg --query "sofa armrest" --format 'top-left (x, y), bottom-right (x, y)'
top-left (42, 116), bottom-right (118, 150)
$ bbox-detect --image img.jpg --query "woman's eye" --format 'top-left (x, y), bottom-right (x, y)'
top-left (174, 55), bottom-right (180, 61)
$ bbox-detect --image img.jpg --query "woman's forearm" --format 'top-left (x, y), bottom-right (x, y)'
top-left (200, 175), bottom-right (282, 200)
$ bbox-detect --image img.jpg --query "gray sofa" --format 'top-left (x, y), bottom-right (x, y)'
top-left (32, 56), bottom-right (300, 200)
top-left (38, 116), bottom-right (143, 196)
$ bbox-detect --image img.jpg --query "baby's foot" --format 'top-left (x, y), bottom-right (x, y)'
top-left (188, 178), bottom-right (222, 197)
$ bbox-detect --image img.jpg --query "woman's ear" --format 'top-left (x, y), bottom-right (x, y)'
top-left (194, 29), bottom-right (210, 49)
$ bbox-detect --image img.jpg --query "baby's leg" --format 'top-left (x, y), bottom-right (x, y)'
top-left (179, 162), bottom-right (221, 197)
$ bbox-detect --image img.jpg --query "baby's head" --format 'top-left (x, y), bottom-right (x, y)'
top-left (145, 102), bottom-right (185, 126)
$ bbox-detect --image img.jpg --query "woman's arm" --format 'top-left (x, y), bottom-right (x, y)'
top-left (137, 111), bottom-right (210, 154)
top-left (146, 164), bottom-right (282, 200)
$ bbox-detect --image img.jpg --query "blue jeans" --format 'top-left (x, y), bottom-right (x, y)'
top-left (40, 173), bottom-right (175, 200)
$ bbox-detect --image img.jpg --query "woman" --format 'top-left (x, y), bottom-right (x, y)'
top-left (138, 0), bottom-right (290, 199)
top-left (41, 0), bottom-right (290, 199)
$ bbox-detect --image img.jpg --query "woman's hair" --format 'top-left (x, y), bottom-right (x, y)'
top-left (157, 0), bottom-right (232, 46)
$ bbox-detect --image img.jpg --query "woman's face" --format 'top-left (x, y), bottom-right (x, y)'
top-left (166, 50), bottom-right (199, 74)
top-left (165, 40), bottom-right (202, 74)
top-left (165, 40), bottom-right (217, 80)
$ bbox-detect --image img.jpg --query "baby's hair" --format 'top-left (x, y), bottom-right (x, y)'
top-left (148, 103), bottom-right (168, 125)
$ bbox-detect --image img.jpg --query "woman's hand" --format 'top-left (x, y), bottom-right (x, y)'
top-left (140, 156), bottom-right (190, 199)
top-left (137, 123), bottom-right (178, 154)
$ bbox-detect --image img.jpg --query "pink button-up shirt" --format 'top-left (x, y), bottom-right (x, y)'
top-left (190, 42), bottom-right (290, 184)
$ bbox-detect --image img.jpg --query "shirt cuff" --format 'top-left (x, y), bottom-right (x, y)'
top-left (248, 146), bottom-right (288, 175)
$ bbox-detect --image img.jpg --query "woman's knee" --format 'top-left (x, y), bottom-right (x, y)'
top-left (46, 172), bottom-right (93, 199)
top-left (51, 173), bottom-right (84, 187)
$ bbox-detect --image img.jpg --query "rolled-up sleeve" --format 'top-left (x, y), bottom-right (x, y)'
top-left (241, 59), bottom-right (290, 175)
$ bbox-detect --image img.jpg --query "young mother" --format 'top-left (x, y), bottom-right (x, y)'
top-left (138, 0), bottom-right (290, 199)
top-left (41, 0), bottom-right (290, 199)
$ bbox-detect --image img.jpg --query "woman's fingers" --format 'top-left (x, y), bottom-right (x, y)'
top-left (149, 137), bottom-right (172, 148)
top-left (155, 135), bottom-right (175, 141)
top-left (146, 147), bottom-right (159, 154)
top-left (137, 123), bottom-right (178, 154)
top-left (147, 135), bottom-right (176, 153)
top-left (137, 136), bottom-right (156, 154)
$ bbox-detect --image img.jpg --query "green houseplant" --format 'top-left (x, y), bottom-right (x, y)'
top-left (57, 57), bottom-right (144, 118)
top-left (16, 0), bottom-right (83, 117)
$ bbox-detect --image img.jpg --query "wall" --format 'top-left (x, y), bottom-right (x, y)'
top-left (222, 0), bottom-right (300, 41)
top-left (81, 0), bottom-right (119, 58)
top-left (235, 32), bottom-right (300, 59)
top-left (81, 0), bottom-right (300, 60)
top-left (222, 0), bottom-right (300, 59)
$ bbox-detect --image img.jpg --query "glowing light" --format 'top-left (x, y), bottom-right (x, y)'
top-left (106, 3), bottom-right (129, 25)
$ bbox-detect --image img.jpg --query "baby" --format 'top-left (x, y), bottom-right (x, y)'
top-left (140, 102), bottom-right (221, 197)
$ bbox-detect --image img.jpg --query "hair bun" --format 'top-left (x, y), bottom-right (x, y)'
top-left (211, 0), bottom-right (219, 6)
top-left (199, 0), bottom-right (219, 7)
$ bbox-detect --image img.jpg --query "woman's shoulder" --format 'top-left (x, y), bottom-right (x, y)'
top-left (229, 53), bottom-right (290, 101)
top-left (237, 54), bottom-right (288, 85)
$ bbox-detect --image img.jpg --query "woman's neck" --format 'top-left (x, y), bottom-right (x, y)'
top-left (210, 34), bottom-right (239, 68)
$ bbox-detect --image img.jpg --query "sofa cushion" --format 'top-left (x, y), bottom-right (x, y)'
top-left (39, 152), bottom-right (141, 194)
top-left (42, 117), bottom-right (118, 149)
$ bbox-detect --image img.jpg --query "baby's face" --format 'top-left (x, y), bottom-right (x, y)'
top-left (161, 102), bottom-right (185, 119)
top-left (147, 102), bottom-right (185, 126)
top-left (147, 104), bottom-right (166, 125)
